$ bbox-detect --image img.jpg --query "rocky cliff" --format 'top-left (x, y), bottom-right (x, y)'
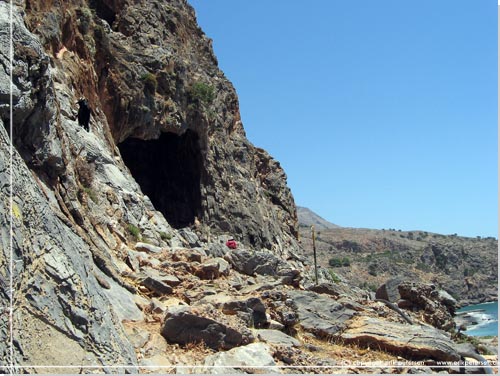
top-left (0, 0), bottom-right (496, 373)
top-left (1, 0), bottom-right (299, 370)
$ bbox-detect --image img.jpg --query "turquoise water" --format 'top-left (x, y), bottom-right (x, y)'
top-left (456, 301), bottom-right (498, 337)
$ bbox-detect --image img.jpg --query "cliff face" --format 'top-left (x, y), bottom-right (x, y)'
top-left (0, 0), bottom-right (299, 369)
top-left (14, 0), bottom-right (299, 252)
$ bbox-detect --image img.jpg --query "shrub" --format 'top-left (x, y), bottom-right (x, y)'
top-left (368, 263), bottom-right (378, 276)
top-left (160, 231), bottom-right (172, 241)
top-left (141, 72), bottom-right (157, 93)
top-left (327, 269), bottom-right (341, 283)
top-left (127, 224), bottom-right (141, 240)
top-left (189, 82), bottom-right (215, 106)
top-left (83, 187), bottom-right (98, 203)
top-left (341, 257), bottom-right (351, 267)
top-left (328, 257), bottom-right (342, 267)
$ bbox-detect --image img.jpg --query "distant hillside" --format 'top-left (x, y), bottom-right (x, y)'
top-left (297, 206), bottom-right (340, 230)
top-left (298, 226), bottom-right (498, 306)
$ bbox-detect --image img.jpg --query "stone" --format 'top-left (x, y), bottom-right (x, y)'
top-left (134, 242), bottom-right (163, 254)
top-left (178, 228), bottom-right (201, 247)
top-left (267, 319), bottom-right (285, 330)
top-left (397, 282), bottom-right (456, 331)
top-left (254, 329), bottom-right (301, 347)
top-left (150, 298), bottom-right (167, 314)
top-left (140, 277), bottom-right (173, 295)
top-left (195, 257), bottom-right (231, 279)
top-left (161, 305), bottom-right (251, 350)
top-left (222, 297), bottom-right (268, 328)
top-left (160, 274), bottom-right (181, 287)
top-left (224, 249), bottom-right (301, 285)
top-left (437, 289), bottom-right (458, 311)
top-left (201, 343), bottom-right (277, 374)
top-left (375, 277), bottom-right (404, 302)
top-left (288, 290), bottom-right (356, 337)
top-left (341, 317), bottom-right (460, 361)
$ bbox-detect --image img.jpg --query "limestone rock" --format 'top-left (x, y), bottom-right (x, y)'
top-left (195, 257), bottom-right (231, 280)
top-left (201, 343), bottom-right (277, 374)
top-left (134, 242), bottom-right (163, 254)
top-left (397, 281), bottom-right (456, 331)
top-left (341, 317), bottom-right (460, 361)
top-left (224, 249), bottom-right (301, 285)
top-left (222, 297), bottom-right (268, 328)
top-left (288, 290), bottom-right (357, 338)
top-left (161, 305), bottom-right (252, 350)
top-left (140, 276), bottom-right (173, 296)
top-left (255, 329), bottom-right (301, 348)
top-left (375, 277), bottom-right (405, 302)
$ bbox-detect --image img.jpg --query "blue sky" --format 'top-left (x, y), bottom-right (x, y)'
top-left (189, 0), bottom-right (498, 238)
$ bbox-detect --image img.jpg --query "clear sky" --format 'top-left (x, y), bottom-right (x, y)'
top-left (189, 0), bottom-right (498, 238)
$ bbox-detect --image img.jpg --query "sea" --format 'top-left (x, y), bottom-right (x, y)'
top-left (456, 301), bottom-right (498, 337)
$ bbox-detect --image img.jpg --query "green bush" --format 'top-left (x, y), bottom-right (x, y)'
top-left (160, 231), bottom-right (172, 241)
top-left (141, 73), bottom-right (157, 93)
top-left (327, 269), bottom-right (341, 283)
top-left (83, 187), bottom-right (98, 203)
top-left (328, 257), bottom-right (342, 267)
top-left (127, 224), bottom-right (141, 240)
top-left (341, 257), bottom-right (351, 267)
top-left (189, 82), bottom-right (215, 106)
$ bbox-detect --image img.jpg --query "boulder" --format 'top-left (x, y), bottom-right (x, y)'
top-left (397, 282), bottom-right (455, 331)
top-left (254, 329), bottom-right (300, 348)
top-left (341, 317), bottom-right (460, 361)
top-left (140, 277), bottom-right (173, 295)
top-left (161, 305), bottom-right (252, 350)
top-left (288, 290), bottom-right (356, 337)
top-left (195, 258), bottom-right (231, 280)
top-left (134, 242), bottom-right (163, 254)
top-left (437, 290), bottom-right (458, 312)
top-left (178, 228), bottom-right (201, 247)
top-left (375, 277), bottom-right (404, 302)
top-left (224, 249), bottom-right (301, 286)
top-left (201, 343), bottom-right (277, 374)
top-left (222, 297), bottom-right (268, 328)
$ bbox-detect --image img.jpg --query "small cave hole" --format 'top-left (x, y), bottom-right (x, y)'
top-left (118, 130), bottom-right (203, 229)
top-left (89, 0), bottom-right (116, 27)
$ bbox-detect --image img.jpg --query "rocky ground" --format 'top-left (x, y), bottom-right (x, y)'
top-left (68, 232), bottom-right (499, 374)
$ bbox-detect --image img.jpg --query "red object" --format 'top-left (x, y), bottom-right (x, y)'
top-left (226, 239), bottom-right (237, 249)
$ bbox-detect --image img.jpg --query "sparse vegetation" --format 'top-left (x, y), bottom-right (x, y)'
top-left (141, 72), bottom-right (158, 93)
top-left (329, 257), bottom-right (351, 267)
top-left (160, 231), bottom-right (172, 241)
top-left (127, 224), bottom-right (141, 240)
top-left (189, 81), bottom-right (215, 106)
top-left (327, 269), bottom-right (341, 283)
top-left (83, 187), bottom-right (98, 203)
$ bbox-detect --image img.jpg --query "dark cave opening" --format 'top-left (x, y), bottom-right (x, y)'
top-left (89, 0), bottom-right (116, 27)
top-left (118, 130), bottom-right (203, 229)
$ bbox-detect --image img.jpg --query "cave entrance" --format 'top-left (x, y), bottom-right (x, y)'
top-left (118, 130), bottom-right (203, 229)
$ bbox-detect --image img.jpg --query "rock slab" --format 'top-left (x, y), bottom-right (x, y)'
top-left (341, 317), bottom-right (460, 361)
top-left (161, 306), bottom-right (249, 350)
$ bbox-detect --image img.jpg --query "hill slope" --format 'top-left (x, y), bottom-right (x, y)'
top-left (297, 206), bottom-right (340, 230)
top-left (299, 225), bottom-right (498, 306)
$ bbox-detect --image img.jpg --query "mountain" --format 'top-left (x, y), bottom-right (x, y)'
top-left (298, 226), bottom-right (498, 306)
top-left (296, 206), bottom-right (340, 230)
top-left (0, 0), bottom-right (496, 372)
